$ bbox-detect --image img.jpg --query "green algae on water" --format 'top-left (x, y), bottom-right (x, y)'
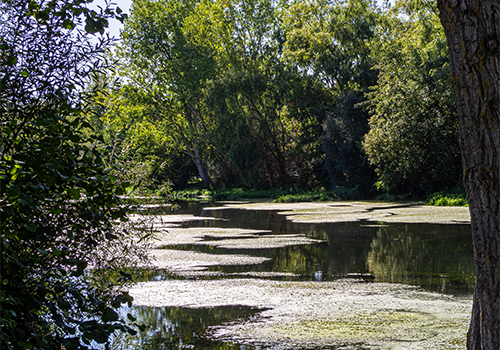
top-left (217, 201), bottom-right (470, 224)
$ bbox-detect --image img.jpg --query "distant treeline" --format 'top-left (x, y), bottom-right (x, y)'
top-left (91, 0), bottom-right (462, 198)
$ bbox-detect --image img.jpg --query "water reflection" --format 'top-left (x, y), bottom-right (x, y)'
top-left (367, 223), bottom-right (475, 296)
top-left (163, 205), bottom-right (474, 295)
top-left (113, 305), bottom-right (265, 349)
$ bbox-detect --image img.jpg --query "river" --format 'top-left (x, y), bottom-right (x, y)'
top-left (112, 200), bottom-right (474, 349)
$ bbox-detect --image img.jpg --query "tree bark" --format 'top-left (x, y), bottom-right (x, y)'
top-left (437, 0), bottom-right (500, 348)
top-left (191, 148), bottom-right (212, 186)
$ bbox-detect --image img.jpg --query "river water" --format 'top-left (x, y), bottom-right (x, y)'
top-left (113, 201), bottom-right (474, 349)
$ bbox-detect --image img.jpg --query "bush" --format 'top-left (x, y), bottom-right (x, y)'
top-left (427, 192), bottom-right (468, 206)
top-left (274, 192), bottom-right (332, 203)
top-left (0, 2), bottom-right (145, 349)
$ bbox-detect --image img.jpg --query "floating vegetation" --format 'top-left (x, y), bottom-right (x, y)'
top-left (151, 227), bottom-right (273, 247)
top-left (149, 249), bottom-right (271, 272)
top-left (129, 279), bottom-right (470, 349)
top-left (123, 201), bottom-right (472, 349)
top-left (217, 201), bottom-right (470, 224)
top-left (129, 213), bottom-right (227, 229)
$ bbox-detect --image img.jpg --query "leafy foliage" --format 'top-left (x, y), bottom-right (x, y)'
top-left (363, 0), bottom-right (462, 196)
top-left (0, 1), bottom-right (147, 349)
top-left (118, 0), bottom-right (217, 185)
top-left (116, 0), bottom-right (331, 190)
top-left (205, 64), bottom-right (329, 189)
top-left (106, 0), bottom-right (463, 199)
top-left (89, 77), bottom-right (191, 192)
top-left (283, 0), bottom-right (380, 194)
top-left (427, 191), bottom-right (468, 206)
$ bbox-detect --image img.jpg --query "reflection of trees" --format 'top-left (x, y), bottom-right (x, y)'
top-left (272, 242), bottom-right (328, 277)
top-left (367, 224), bottom-right (475, 294)
top-left (165, 206), bottom-right (475, 293)
top-left (112, 305), bottom-right (262, 349)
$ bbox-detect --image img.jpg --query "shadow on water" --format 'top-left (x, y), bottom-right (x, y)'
top-left (118, 201), bottom-right (474, 349)
top-left (112, 305), bottom-right (267, 349)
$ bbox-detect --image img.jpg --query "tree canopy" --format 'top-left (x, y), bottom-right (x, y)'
top-left (363, 0), bottom-right (461, 195)
top-left (105, 0), bottom-right (461, 198)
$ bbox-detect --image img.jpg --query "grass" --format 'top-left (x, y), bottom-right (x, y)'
top-left (171, 188), bottom-right (211, 200)
top-left (213, 188), bottom-right (282, 201)
top-left (170, 187), bottom-right (341, 202)
top-left (154, 183), bottom-right (469, 207)
top-left (427, 191), bottom-right (468, 206)
top-left (273, 192), bottom-right (333, 203)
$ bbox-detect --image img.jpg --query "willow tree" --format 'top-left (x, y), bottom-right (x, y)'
top-left (437, 0), bottom-right (500, 348)
top-left (120, 0), bottom-right (217, 185)
top-left (283, 0), bottom-right (380, 193)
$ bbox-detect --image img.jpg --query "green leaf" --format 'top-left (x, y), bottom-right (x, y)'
top-left (51, 245), bottom-right (62, 256)
top-left (62, 19), bottom-right (76, 30)
top-left (102, 307), bottom-right (119, 322)
top-left (114, 186), bottom-right (124, 195)
top-left (10, 165), bottom-right (20, 175)
top-left (2, 126), bottom-right (13, 135)
top-left (93, 331), bottom-right (109, 344)
top-left (6, 185), bottom-right (20, 197)
top-left (126, 328), bottom-right (137, 336)
top-left (19, 194), bottom-right (34, 206)
top-left (67, 189), bottom-right (81, 200)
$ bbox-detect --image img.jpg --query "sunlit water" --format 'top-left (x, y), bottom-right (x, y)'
top-left (113, 201), bottom-right (474, 349)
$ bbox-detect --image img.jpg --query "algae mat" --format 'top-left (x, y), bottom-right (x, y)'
top-left (129, 278), bottom-right (471, 349)
top-left (217, 201), bottom-right (470, 224)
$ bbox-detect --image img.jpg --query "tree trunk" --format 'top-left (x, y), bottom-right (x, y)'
top-left (188, 148), bottom-right (212, 186)
top-left (437, 0), bottom-right (500, 348)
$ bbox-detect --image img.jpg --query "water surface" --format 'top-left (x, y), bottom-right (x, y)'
top-left (116, 201), bottom-right (474, 349)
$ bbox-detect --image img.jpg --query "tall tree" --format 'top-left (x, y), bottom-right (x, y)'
top-left (437, 0), bottom-right (500, 348)
top-left (283, 0), bottom-right (380, 193)
top-left (120, 0), bottom-right (218, 185)
top-left (202, 0), bottom-right (330, 188)
top-left (364, 0), bottom-right (462, 196)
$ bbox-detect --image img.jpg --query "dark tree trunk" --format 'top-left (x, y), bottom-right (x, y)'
top-left (437, 0), bottom-right (500, 348)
